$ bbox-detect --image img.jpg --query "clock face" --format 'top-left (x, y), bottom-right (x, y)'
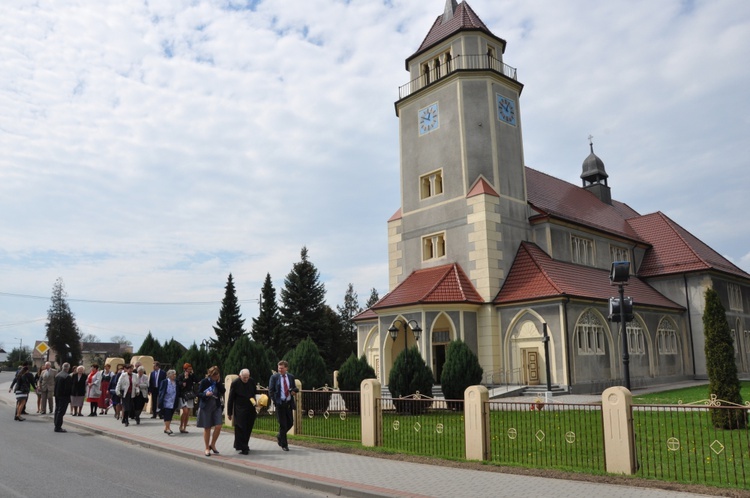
top-left (418, 103), bottom-right (439, 135)
top-left (496, 95), bottom-right (517, 126)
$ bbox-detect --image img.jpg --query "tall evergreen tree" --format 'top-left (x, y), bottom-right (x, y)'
top-left (337, 283), bottom-right (361, 359)
top-left (136, 331), bottom-right (163, 360)
top-left (162, 337), bottom-right (187, 369)
top-left (279, 247), bottom-right (330, 360)
top-left (365, 287), bottom-right (380, 309)
top-left (223, 335), bottom-right (275, 383)
top-left (251, 273), bottom-right (282, 358)
top-left (46, 278), bottom-right (82, 367)
top-left (703, 287), bottom-right (746, 429)
top-left (209, 273), bottom-right (247, 370)
top-left (177, 342), bottom-right (211, 380)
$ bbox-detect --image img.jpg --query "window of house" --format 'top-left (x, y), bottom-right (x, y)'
top-left (656, 318), bottom-right (677, 355)
top-left (420, 170), bottom-right (444, 200)
top-left (444, 51), bottom-right (452, 72)
top-left (610, 245), bottom-right (630, 264)
top-left (576, 311), bottom-right (605, 355)
top-left (728, 283), bottom-right (743, 312)
top-left (571, 235), bottom-right (595, 266)
top-left (422, 233), bottom-right (446, 261)
top-left (422, 62), bottom-right (431, 85)
top-left (626, 322), bottom-right (645, 355)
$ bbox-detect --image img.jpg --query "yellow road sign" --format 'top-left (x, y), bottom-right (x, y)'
top-left (36, 342), bottom-right (50, 355)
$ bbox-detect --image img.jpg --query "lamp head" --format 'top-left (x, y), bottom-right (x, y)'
top-left (610, 261), bottom-right (630, 283)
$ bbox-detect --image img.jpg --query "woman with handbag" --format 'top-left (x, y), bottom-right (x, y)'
top-left (132, 365), bottom-right (149, 424)
top-left (178, 363), bottom-right (197, 433)
top-left (9, 365), bottom-right (36, 421)
top-left (196, 365), bottom-right (225, 457)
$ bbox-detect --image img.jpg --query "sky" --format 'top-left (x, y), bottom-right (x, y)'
top-left (1, 0), bottom-right (749, 353)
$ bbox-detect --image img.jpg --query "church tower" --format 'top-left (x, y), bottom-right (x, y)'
top-left (388, 0), bottom-right (529, 302)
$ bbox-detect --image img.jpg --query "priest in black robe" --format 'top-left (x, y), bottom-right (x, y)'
top-left (227, 368), bottom-right (258, 455)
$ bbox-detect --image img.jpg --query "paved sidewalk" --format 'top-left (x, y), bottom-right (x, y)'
top-left (1, 381), bottom-right (711, 498)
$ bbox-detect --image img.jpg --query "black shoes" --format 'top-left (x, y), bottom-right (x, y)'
top-left (54, 428), bottom-right (67, 433)
top-left (282, 446), bottom-right (289, 451)
top-left (240, 449), bottom-right (249, 455)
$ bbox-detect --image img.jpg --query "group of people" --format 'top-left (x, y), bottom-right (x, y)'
top-left (9, 358), bottom-right (300, 456)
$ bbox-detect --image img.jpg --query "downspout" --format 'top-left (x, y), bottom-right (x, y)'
top-left (684, 274), bottom-right (697, 376)
top-left (562, 293), bottom-right (572, 392)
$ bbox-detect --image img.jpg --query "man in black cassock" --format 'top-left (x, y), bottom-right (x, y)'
top-left (227, 368), bottom-right (257, 455)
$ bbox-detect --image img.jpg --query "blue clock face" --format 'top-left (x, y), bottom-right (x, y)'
top-left (418, 103), bottom-right (439, 135)
top-left (496, 95), bottom-right (516, 126)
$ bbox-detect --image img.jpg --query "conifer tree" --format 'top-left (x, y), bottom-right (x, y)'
top-left (365, 287), bottom-right (380, 309)
top-left (136, 331), bottom-right (163, 360)
top-left (177, 342), bottom-right (211, 379)
top-left (46, 278), bottom-right (82, 366)
top-left (251, 273), bottom-right (282, 358)
top-left (209, 273), bottom-right (247, 370)
top-left (279, 247), bottom-right (330, 360)
top-left (224, 335), bottom-right (274, 383)
top-left (440, 340), bottom-right (483, 408)
top-left (703, 287), bottom-right (746, 429)
top-left (337, 283), bottom-right (360, 360)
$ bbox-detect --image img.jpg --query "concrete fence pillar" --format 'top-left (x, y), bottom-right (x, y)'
top-left (224, 375), bottom-right (237, 426)
top-left (360, 378), bottom-right (382, 447)
top-left (292, 379), bottom-right (302, 435)
top-left (464, 385), bottom-right (489, 461)
top-left (602, 386), bottom-right (636, 474)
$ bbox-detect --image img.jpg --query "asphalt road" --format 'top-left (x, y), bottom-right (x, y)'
top-left (0, 371), bottom-right (327, 498)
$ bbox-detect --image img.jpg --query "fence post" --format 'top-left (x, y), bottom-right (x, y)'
top-left (361, 378), bottom-right (382, 447)
top-left (464, 385), bottom-right (489, 461)
top-left (602, 386), bottom-right (636, 474)
top-left (224, 374), bottom-right (237, 427)
top-left (292, 379), bottom-right (302, 435)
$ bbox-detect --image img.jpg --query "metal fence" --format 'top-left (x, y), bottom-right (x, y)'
top-left (252, 387), bottom-right (278, 433)
top-left (487, 400), bottom-right (605, 472)
top-left (378, 395), bottom-right (466, 459)
top-left (633, 402), bottom-right (750, 488)
top-left (297, 387), bottom-right (361, 442)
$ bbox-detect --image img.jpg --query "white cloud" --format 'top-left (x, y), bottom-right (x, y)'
top-left (1, 0), bottom-right (748, 349)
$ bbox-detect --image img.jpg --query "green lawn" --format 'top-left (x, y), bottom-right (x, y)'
top-left (633, 381), bottom-right (750, 405)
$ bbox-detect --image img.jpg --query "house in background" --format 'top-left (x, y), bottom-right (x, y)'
top-left (0, 348), bottom-right (7, 364)
top-left (354, 0), bottom-right (750, 394)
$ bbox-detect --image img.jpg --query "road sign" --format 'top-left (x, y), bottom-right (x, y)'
top-left (36, 342), bottom-right (50, 355)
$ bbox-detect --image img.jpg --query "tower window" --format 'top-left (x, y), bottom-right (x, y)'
top-left (420, 170), bottom-right (444, 200)
top-left (571, 235), bottom-right (595, 266)
top-left (422, 62), bottom-right (431, 85)
top-left (422, 232), bottom-right (446, 261)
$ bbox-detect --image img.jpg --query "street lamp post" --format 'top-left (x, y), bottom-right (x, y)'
top-left (609, 261), bottom-right (634, 390)
top-left (388, 319), bottom-right (423, 352)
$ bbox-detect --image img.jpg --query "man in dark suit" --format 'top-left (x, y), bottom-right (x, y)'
top-left (53, 363), bottom-right (72, 433)
top-left (268, 360), bottom-right (298, 451)
top-left (149, 361), bottom-right (166, 418)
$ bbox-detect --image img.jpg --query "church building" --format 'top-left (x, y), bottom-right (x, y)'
top-left (354, 0), bottom-right (750, 394)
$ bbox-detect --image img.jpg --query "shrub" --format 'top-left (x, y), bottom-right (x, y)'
top-left (224, 335), bottom-right (275, 385)
top-left (337, 354), bottom-right (377, 413)
top-left (388, 346), bottom-right (433, 414)
top-left (440, 340), bottom-right (483, 410)
top-left (288, 337), bottom-right (331, 412)
top-left (703, 287), bottom-right (747, 429)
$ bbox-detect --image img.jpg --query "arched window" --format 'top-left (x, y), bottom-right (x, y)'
top-left (576, 311), bottom-right (605, 355)
top-left (656, 318), bottom-right (677, 355)
top-left (626, 321), bottom-right (645, 355)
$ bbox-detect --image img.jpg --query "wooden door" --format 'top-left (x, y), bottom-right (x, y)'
top-left (524, 349), bottom-right (540, 386)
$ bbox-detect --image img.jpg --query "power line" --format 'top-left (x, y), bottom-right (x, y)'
top-left (0, 291), bottom-right (258, 306)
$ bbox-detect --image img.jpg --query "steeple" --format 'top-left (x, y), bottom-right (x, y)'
top-left (580, 136), bottom-right (611, 204)
top-left (442, 0), bottom-right (458, 23)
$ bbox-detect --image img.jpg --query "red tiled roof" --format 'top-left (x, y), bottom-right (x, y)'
top-left (373, 263), bottom-right (484, 309)
top-left (409, 2), bottom-right (503, 65)
top-left (388, 208), bottom-right (402, 222)
top-left (494, 242), bottom-right (683, 310)
top-left (525, 167), bottom-right (644, 242)
top-left (627, 212), bottom-right (749, 279)
top-left (467, 177), bottom-right (499, 198)
top-left (352, 308), bottom-right (378, 322)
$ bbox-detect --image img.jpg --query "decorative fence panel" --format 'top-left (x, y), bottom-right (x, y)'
top-left (298, 388), bottom-right (361, 442)
top-left (252, 387), bottom-right (278, 433)
top-left (487, 400), bottom-right (605, 473)
top-left (377, 395), bottom-right (465, 459)
top-left (633, 403), bottom-right (750, 489)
